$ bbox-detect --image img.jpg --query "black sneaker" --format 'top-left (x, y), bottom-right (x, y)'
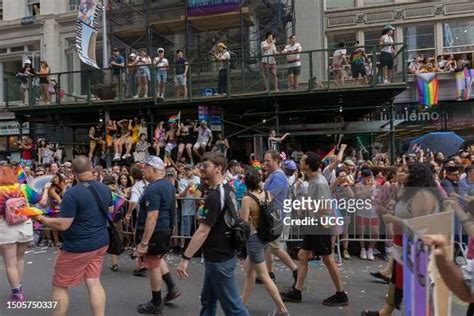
top-left (369, 272), bottom-right (390, 284)
top-left (322, 291), bottom-right (349, 306)
top-left (164, 287), bottom-right (182, 303)
top-left (280, 288), bottom-right (302, 303)
top-left (133, 267), bottom-right (147, 277)
top-left (137, 301), bottom-right (164, 315)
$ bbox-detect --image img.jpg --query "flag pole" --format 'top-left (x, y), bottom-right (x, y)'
top-left (102, 0), bottom-right (108, 69)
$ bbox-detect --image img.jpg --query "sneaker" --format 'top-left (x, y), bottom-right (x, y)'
top-left (164, 287), bottom-right (182, 303)
top-left (360, 248), bottom-right (367, 260)
top-left (343, 250), bottom-right (351, 260)
top-left (372, 248), bottom-right (382, 256)
top-left (280, 288), bottom-right (302, 303)
top-left (367, 248), bottom-right (375, 261)
top-left (113, 153), bottom-right (120, 160)
top-left (133, 267), bottom-right (147, 277)
top-left (369, 271), bottom-right (390, 284)
top-left (10, 291), bottom-right (25, 302)
top-left (110, 264), bottom-right (119, 272)
top-left (137, 301), bottom-right (164, 315)
top-left (383, 79), bottom-right (389, 84)
top-left (268, 310), bottom-right (290, 316)
top-left (133, 95), bottom-right (139, 99)
top-left (143, 94), bottom-right (148, 98)
top-left (122, 154), bottom-right (128, 159)
top-left (322, 291), bottom-right (349, 306)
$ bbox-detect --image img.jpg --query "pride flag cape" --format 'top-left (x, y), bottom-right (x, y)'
top-left (416, 73), bottom-right (439, 106)
top-left (322, 146), bottom-right (336, 164)
top-left (456, 69), bottom-right (474, 101)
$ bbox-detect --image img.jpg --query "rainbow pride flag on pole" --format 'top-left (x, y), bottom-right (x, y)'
top-left (416, 73), bottom-right (439, 106)
top-left (322, 146), bottom-right (336, 164)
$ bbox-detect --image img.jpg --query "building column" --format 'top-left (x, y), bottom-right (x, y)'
top-left (0, 62), bottom-right (3, 104)
top-left (42, 18), bottom-right (60, 72)
top-left (435, 22), bottom-right (443, 57)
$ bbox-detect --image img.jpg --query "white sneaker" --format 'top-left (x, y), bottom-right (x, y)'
top-left (122, 154), bottom-right (128, 159)
top-left (143, 94), bottom-right (148, 98)
top-left (367, 248), bottom-right (375, 261)
top-left (113, 153), bottom-right (120, 160)
top-left (360, 248), bottom-right (367, 260)
top-left (133, 95), bottom-right (139, 99)
top-left (383, 79), bottom-right (389, 84)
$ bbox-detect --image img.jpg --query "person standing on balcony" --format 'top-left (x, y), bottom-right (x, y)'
top-left (109, 48), bottom-right (125, 99)
top-left (153, 48), bottom-right (169, 100)
top-left (282, 35), bottom-right (302, 89)
top-left (379, 24), bottom-right (396, 84)
top-left (261, 32), bottom-right (279, 92)
top-left (350, 41), bottom-right (368, 86)
top-left (131, 49), bottom-right (152, 98)
top-left (210, 43), bottom-right (230, 96)
top-left (39, 60), bottom-right (51, 105)
top-left (127, 53), bottom-right (138, 98)
top-left (332, 43), bottom-right (349, 87)
top-left (174, 50), bottom-right (189, 99)
top-left (16, 60), bottom-right (35, 106)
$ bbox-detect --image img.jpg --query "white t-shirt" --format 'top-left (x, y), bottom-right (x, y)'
top-left (217, 51), bottom-right (231, 70)
top-left (261, 41), bottom-right (277, 64)
top-left (333, 49), bottom-right (346, 65)
top-left (381, 34), bottom-right (394, 53)
top-left (284, 43), bottom-right (302, 67)
top-left (154, 57), bottom-right (169, 70)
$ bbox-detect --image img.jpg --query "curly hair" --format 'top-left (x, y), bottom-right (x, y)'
top-left (402, 162), bottom-right (443, 202)
top-left (244, 168), bottom-right (262, 192)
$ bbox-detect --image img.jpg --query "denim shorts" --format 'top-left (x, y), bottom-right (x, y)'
top-left (174, 74), bottom-right (186, 86)
top-left (246, 234), bottom-right (268, 264)
top-left (157, 70), bottom-right (167, 83)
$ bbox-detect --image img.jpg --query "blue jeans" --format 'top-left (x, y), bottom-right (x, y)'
top-left (217, 69), bottom-right (228, 94)
top-left (200, 256), bottom-right (250, 316)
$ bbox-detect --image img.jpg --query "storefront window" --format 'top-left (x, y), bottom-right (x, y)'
top-left (325, 0), bottom-right (355, 10)
top-left (403, 25), bottom-right (435, 61)
top-left (364, 0), bottom-right (392, 6)
top-left (443, 20), bottom-right (474, 53)
top-left (364, 29), bottom-right (386, 52)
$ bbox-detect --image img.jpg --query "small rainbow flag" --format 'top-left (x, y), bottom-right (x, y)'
top-left (20, 184), bottom-right (42, 204)
top-left (251, 160), bottom-right (262, 170)
top-left (416, 73), bottom-right (439, 106)
top-left (111, 192), bottom-right (126, 220)
top-left (17, 165), bottom-right (27, 184)
top-left (322, 146), bottom-right (336, 164)
top-left (168, 111), bottom-right (181, 124)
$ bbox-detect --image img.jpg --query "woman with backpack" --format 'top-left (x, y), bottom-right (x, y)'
top-left (240, 168), bottom-right (289, 316)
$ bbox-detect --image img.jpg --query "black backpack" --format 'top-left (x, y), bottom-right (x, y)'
top-left (248, 191), bottom-right (282, 242)
top-left (220, 184), bottom-right (250, 251)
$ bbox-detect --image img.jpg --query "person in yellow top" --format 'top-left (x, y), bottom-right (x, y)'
top-left (124, 117), bottom-right (140, 159)
top-left (240, 168), bottom-right (289, 316)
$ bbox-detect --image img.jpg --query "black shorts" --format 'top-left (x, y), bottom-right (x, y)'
top-left (351, 64), bottom-right (366, 78)
top-left (380, 52), bottom-right (394, 70)
top-left (287, 66), bottom-right (301, 76)
top-left (302, 234), bottom-right (332, 256)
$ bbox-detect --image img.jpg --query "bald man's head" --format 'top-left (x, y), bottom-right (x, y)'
top-left (72, 156), bottom-right (92, 175)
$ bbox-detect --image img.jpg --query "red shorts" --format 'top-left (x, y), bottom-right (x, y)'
top-left (355, 216), bottom-right (379, 226)
top-left (53, 246), bottom-right (107, 288)
top-left (141, 254), bottom-right (162, 270)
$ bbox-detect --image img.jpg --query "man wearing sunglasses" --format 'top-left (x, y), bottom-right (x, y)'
top-left (177, 152), bottom-right (249, 316)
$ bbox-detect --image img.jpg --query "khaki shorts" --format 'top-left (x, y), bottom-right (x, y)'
top-left (0, 218), bottom-right (33, 245)
top-left (268, 236), bottom-right (284, 250)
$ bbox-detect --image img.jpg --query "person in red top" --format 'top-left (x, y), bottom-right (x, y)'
top-left (17, 136), bottom-right (34, 167)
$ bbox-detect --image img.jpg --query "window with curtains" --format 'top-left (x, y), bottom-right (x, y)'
top-left (403, 24), bottom-right (435, 61)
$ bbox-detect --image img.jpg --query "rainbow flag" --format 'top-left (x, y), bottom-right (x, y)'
top-left (20, 184), bottom-right (42, 204)
top-left (168, 111), bottom-right (181, 124)
top-left (17, 165), bottom-right (27, 184)
top-left (16, 206), bottom-right (45, 217)
top-left (322, 146), bottom-right (336, 164)
top-left (456, 69), bottom-right (474, 101)
top-left (251, 160), bottom-right (262, 170)
top-left (416, 73), bottom-right (439, 106)
top-left (111, 192), bottom-right (126, 220)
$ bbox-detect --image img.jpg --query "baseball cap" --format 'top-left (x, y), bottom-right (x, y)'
top-left (218, 42), bottom-right (227, 49)
top-left (25, 59), bottom-right (32, 64)
top-left (361, 168), bottom-right (373, 177)
top-left (283, 160), bottom-right (297, 171)
top-left (129, 53), bottom-right (137, 58)
top-left (62, 161), bottom-right (72, 168)
top-left (157, 48), bottom-right (164, 53)
top-left (113, 47), bottom-right (119, 52)
top-left (201, 120), bottom-right (208, 125)
top-left (383, 24), bottom-right (395, 31)
top-left (144, 156), bottom-right (165, 170)
top-left (229, 160), bottom-right (240, 168)
top-left (344, 159), bottom-right (355, 166)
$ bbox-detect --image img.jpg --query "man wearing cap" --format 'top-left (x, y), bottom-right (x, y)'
top-left (109, 48), bottom-right (125, 99)
top-left (210, 43), bottom-right (230, 95)
top-left (174, 50), bottom-right (188, 99)
top-left (193, 121), bottom-right (213, 158)
top-left (178, 165), bottom-right (200, 245)
top-left (135, 156), bottom-right (177, 314)
top-left (153, 48), bottom-right (169, 99)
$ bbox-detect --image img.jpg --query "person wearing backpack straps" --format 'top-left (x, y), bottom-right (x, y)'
top-left (0, 165), bottom-right (49, 302)
top-left (241, 168), bottom-right (290, 316)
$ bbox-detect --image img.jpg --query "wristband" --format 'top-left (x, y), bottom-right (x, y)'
top-left (182, 254), bottom-right (191, 261)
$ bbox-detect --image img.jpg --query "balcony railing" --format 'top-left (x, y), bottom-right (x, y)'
top-left (3, 44), bottom-right (407, 110)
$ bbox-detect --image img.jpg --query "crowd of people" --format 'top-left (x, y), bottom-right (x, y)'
top-left (408, 53), bottom-right (472, 74)
top-left (3, 126), bottom-right (474, 315)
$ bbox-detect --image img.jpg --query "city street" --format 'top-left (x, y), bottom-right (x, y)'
top-left (0, 247), bottom-right (467, 316)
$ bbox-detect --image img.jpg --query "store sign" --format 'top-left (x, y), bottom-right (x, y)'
top-left (380, 108), bottom-right (440, 123)
top-left (187, 0), bottom-right (240, 17)
top-left (0, 121), bottom-right (30, 136)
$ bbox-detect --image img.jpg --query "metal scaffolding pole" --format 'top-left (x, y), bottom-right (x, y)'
top-left (389, 101), bottom-right (396, 164)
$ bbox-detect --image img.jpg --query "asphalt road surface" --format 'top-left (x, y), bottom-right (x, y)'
top-left (0, 247), bottom-right (467, 316)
